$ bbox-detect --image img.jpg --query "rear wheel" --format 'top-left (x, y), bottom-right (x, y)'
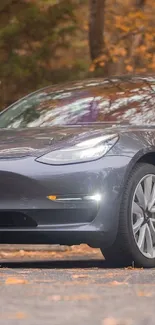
top-left (101, 163), bottom-right (155, 268)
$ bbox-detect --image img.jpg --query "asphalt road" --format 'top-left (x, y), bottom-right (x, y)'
top-left (0, 248), bottom-right (155, 325)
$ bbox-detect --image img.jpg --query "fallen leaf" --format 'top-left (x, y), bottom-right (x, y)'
top-left (0, 312), bottom-right (27, 319)
top-left (124, 266), bottom-right (143, 270)
top-left (5, 277), bottom-right (28, 285)
top-left (19, 250), bottom-right (25, 257)
top-left (64, 294), bottom-right (95, 301)
top-left (104, 272), bottom-right (121, 278)
top-left (15, 312), bottom-right (27, 319)
top-left (48, 295), bottom-right (61, 301)
top-left (108, 281), bottom-right (128, 286)
top-left (72, 274), bottom-right (88, 279)
top-left (102, 318), bottom-right (118, 325)
top-left (48, 294), bottom-right (96, 301)
top-left (102, 317), bottom-right (133, 325)
top-left (137, 291), bottom-right (152, 297)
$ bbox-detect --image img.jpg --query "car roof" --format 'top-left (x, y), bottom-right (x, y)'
top-left (33, 75), bottom-right (155, 94)
top-left (5, 74), bottom-right (155, 112)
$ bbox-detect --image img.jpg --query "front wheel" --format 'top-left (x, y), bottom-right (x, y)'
top-left (101, 163), bottom-right (155, 268)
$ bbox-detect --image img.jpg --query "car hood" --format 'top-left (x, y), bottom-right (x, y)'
top-left (0, 124), bottom-right (151, 158)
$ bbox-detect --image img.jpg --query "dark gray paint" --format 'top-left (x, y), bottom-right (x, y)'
top-left (0, 76), bottom-right (155, 248)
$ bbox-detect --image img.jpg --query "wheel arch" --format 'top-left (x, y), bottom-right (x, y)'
top-left (124, 148), bottom-right (155, 186)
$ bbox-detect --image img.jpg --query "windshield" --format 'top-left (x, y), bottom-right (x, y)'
top-left (0, 79), bottom-right (155, 128)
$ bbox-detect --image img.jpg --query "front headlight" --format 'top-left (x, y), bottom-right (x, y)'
top-left (36, 133), bottom-right (118, 165)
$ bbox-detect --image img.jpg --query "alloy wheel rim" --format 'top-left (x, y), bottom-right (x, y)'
top-left (132, 174), bottom-right (155, 259)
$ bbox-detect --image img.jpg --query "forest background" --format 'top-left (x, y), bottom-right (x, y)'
top-left (0, 0), bottom-right (154, 109)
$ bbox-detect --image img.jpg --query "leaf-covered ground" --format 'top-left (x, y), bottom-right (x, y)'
top-left (0, 244), bottom-right (102, 260)
top-left (0, 244), bottom-right (154, 325)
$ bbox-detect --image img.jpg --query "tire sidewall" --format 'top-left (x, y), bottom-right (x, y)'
top-left (125, 163), bottom-right (155, 267)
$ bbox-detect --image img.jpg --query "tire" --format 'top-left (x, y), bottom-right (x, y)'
top-left (101, 163), bottom-right (155, 268)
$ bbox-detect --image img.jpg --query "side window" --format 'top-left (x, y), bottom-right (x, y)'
top-left (97, 80), bottom-right (155, 124)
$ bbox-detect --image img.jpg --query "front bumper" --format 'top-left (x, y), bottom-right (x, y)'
top-left (0, 155), bottom-right (131, 247)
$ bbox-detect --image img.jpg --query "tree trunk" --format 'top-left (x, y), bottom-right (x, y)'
top-left (0, 0), bottom-right (16, 12)
top-left (135, 0), bottom-right (145, 8)
top-left (89, 0), bottom-right (105, 61)
top-left (130, 0), bottom-right (146, 71)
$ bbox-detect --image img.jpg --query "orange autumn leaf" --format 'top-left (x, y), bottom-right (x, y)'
top-left (72, 274), bottom-right (88, 279)
top-left (126, 65), bottom-right (134, 72)
top-left (137, 291), bottom-right (152, 297)
top-left (109, 281), bottom-right (128, 286)
top-left (5, 277), bottom-right (29, 285)
top-left (15, 312), bottom-right (27, 319)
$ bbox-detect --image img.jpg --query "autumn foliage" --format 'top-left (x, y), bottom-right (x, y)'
top-left (90, 0), bottom-right (155, 75)
top-left (0, 0), bottom-right (155, 108)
